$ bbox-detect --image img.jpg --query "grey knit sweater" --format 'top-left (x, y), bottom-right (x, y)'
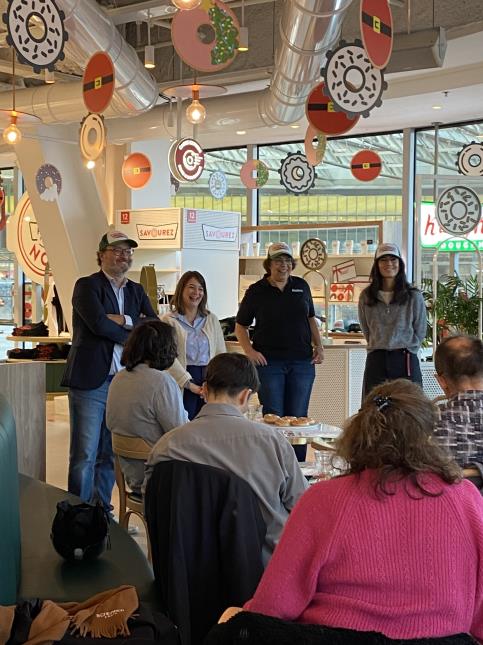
top-left (358, 288), bottom-right (427, 354)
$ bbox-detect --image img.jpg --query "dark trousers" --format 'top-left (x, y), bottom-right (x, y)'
top-left (183, 365), bottom-right (206, 420)
top-left (362, 349), bottom-right (423, 401)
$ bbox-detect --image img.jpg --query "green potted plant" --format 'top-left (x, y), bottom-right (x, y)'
top-left (422, 274), bottom-right (482, 341)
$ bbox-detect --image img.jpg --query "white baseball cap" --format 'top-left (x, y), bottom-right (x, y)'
top-left (99, 230), bottom-right (138, 251)
top-left (375, 242), bottom-right (402, 260)
top-left (267, 242), bottom-right (293, 259)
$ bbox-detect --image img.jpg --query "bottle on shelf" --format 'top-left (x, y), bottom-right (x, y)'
top-left (158, 283), bottom-right (170, 317)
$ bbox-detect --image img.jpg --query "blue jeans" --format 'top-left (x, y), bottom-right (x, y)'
top-left (68, 378), bottom-right (115, 511)
top-left (257, 359), bottom-right (315, 461)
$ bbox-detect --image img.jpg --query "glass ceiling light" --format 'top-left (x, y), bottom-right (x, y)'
top-left (172, 0), bottom-right (202, 9)
top-left (186, 86), bottom-right (206, 125)
top-left (237, 1), bottom-right (248, 51)
top-left (3, 114), bottom-right (21, 145)
top-left (44, 69), bottom-right (55, 84)
top-left (144, 11), bottom-right (155, 69)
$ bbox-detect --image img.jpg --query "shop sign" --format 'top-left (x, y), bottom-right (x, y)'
top-left (136, 223), bottom-right (178, 241)
top-left (182, 208), bottom-right (240, 251)
top-left (115, 208), bottom-right (182, 249)
top-left (7, 192), bottom-right (47, 284)
top-left (420, 201), bottom-right (483, 251)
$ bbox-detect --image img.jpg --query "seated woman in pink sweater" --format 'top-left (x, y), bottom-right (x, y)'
top-left (206, 379), bottom-right (483, 645)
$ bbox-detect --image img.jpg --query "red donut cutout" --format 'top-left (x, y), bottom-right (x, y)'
top-left (171, 0), bottom-right (240, 73)
top-left (304, 126), bottom-right (326, 167)
top-left (83, 52), bottom-right (115, 114)
top-left (240, 160), bottom-right (269, 189)
top-left (306, 82), bottom-right (359, 136)
top-left (350, 150), bottom-right (382, 182)
top-left (122, 153), bottom-right (152, 190)
top-left (360, 0), bottom-right (393, 70)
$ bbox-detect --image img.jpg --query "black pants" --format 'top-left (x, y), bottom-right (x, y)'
top-left (183, 365), bottom-right (207, 420)
top-left (362, 349), bottom-right (423, 401)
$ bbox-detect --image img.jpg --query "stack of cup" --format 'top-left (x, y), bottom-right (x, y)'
top-left (252, 242), bottom-right (261, 256)
top-left (291, 241), bottom-right (300, 257)
top-left (331, 240), bottom-right (340, 255)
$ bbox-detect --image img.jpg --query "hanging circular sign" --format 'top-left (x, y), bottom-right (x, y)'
top-left (300, 238), bottom-right (327, 271)
top-left (350, 150), bottom-right (382, 181)
top-left (305, 82), bottom-right (359, 136)
top-left (279, 153), bottom-right (316, 195)
top-left (239, 160), bottom-right (269, 189)
top-left (304, 126), bottom-right (327, 167)
top-left (171, 0), bottom-right (240, 73)
top-left (82, 52), bottom-right (115, 114)
top-left (2, 0), bottom-right (68, 72)
top-left (35, 164), bottom-right (62, 201)
top-left (169, 138), bottom-right (205, 182)
top-left (360, 0), bottom-right (393, 70)
top-left (321, 40), bottom-right (387, 118)
top-left (208, 171), bottom-right (228, 199)
top-left (0, 188), bottom-right (5, 233)
top-left (6, 193), bottom-right (47, 283)
top-left (79, 113), bottom-right (106, 162)
top-left (456, 142), bottom-right (483, 177)
top-left (122, 153), bottom-right (152, 190)
top-left (436, 186), bottom-right (482, 236)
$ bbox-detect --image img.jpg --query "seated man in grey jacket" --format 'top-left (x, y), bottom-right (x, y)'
top-left (145, 352), bottom-right (308, 564)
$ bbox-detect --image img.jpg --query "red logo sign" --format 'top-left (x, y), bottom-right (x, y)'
top-left (187, 210), bottom-right (197, 223)
top-left (83, 52), bottom-right (115, 114)
top-left (120, 211), bottom-right (130, 224)
top-left (306, 82), bottom-right (359, 136)
top-left (350, 150), bottom-right (382, 182)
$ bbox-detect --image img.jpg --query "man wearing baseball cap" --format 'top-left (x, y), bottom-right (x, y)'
top-left (62, 230), bottom-right (157, 513)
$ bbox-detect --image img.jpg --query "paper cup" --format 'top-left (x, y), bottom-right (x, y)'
top-left (291, 241), bottom-right (300, 257)
top-left (240, 242), bottom-right (249, 256)
top-left (360, 241), bottom-right (368, 255)
top-left (331, 240), bottom-right (340, 255)
top-left (344, 240), bottom-right (354, 255)
top-left (252, 242), bottom-right (260, 256)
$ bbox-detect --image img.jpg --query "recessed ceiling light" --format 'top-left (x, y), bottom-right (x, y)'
top-left (432, 105), bottom-right (443, 110)
top-left (290, 124), bottom-right (300, 129)
top-left (236, 130), bottom-right (246, 135)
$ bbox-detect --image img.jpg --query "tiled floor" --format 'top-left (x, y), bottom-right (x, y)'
top-left (46, 396), bottom-right (149, 557)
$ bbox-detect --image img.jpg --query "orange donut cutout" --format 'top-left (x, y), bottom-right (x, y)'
top-left (304, 126), bottom-right (327, 167)
top-left (122, 153), bottom-right (152, 190)
top-left (171, 0), bottom-right (240, 73)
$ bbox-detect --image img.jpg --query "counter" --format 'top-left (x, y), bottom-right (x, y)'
top-left (226, 342), bottom-right (443, 428)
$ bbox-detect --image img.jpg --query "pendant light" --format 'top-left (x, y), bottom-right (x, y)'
top-left (238, 0), bottom-right (249, 51)
top-left (172, 0), bottom-right (202, 10)
top-left (3, 50), bottom-right (21, 145)
top-left (186, 84), bottom-right (206, 125)
top-left (144, 11), bottom-right (155, 69)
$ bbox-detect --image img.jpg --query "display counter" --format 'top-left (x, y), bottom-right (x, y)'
top-left (0, 361), bottom-right (46, 479)
top-left (226, 341), bottom-right (443, 428)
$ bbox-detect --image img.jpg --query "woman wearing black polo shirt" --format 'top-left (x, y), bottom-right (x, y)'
top-left (235, 242), bottom-right (324, 460)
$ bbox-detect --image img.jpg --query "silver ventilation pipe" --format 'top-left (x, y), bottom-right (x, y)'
top-left (0, 0), bottom-right (158, 123)
top-left (259, 0), bottom-right (354, 126)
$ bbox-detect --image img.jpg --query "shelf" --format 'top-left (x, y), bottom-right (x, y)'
top-left (239, 254), bottom-right (375, 260)
top-left (6, 358), bottom-right (67, 364)
top-left (7, 336), bottom-right (71, 343)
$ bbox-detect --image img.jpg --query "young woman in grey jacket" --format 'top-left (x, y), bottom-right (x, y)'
top-left (358, 243), bottom-right (427, 399)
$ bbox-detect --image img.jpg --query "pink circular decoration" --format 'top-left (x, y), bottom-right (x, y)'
top-left (240, 160), bottom-right (269, 189)
top-left (304, 126), bottom-right (326, 167)
top-left (171, 0), bottom-right (240, 73)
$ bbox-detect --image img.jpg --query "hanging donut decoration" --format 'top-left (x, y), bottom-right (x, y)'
top-left (360, 0), bottom-right (393, 70)
top-left (171, 0), bottom-right (240, 73)
top-left (79, 113), bottom-right (106, 162)
top-left (209, 171), bottom-right (228, 199)
top-left (82, 52), bottom-right (115, 115)
top-left (456, 142), bottom-right (483, 177)
top-left (239, 160), bottom-right (269, 189)
top-left (122, 153), bottom-right (152, 190)
top-left (2, 0), bottom-right (68, 72)
top-left (300, 238), bottom-right (328, 271)
top-left (305, 82), bottom-right (359, 136)
top-left (278, 153), bottom-right (316, 195)
top-left (0, 188), bottom-right (6, 233)
top-left (169, 138), bottom-right (205, 183)
top-left (436, 185), bottom-right (482, 236)
top-left (321, 40), bottom-right (387, 118)
top-left (304, 126), bottom-right (327, 167)
top-left (350, 150), bottom-right (382, 181)
top-left (35, 164), bottom-right (62, 201)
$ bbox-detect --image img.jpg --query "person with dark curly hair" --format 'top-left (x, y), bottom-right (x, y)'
top-left (210, 380), bottom-right (483, 645)
top-left (106, 319), bottom-right (188, 495)
top-left (358, 243), bottom-right (426, 399)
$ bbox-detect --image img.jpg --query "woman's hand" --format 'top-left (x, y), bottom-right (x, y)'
top-left (247, 348), bottom-right (267, 366)
top-left (311, 345), bottom-right (324, 364)
top-left (188, 382), bottom-right (203, 396)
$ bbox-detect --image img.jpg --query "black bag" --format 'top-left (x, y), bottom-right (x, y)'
top-left (51, 500), bottom-right (110, 561)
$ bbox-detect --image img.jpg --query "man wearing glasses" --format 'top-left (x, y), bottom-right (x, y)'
top-left (62, 230), bottom-right (157, 512)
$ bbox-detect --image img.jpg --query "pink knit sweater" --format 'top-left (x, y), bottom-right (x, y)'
top-left (245, 470), bottom-right (483, 641)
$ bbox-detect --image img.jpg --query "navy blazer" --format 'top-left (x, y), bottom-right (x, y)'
top-left (62, 271), bottom-right (157, 390)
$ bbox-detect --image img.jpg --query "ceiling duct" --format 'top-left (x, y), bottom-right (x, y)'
top-left (259, 0), bottom-right (354, 126)
top-left (386, 27), bottom-right (447, 74)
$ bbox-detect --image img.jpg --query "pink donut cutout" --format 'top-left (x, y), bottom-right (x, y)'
top-left (171, 0), bottom-right (240, 73)
top-left (240, 160), bottom-right (269, 189)
top-left (304, 126), bottom-right (327, 167)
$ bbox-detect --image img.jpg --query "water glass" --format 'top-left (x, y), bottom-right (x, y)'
top-left (314, 451), bottom-right (334, 480)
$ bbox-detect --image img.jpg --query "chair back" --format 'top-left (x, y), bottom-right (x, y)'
top-left (0, 393), bottom-right (20, 604)
top-left (145, 460), bottom-right (266, 645)
top-left (111, 433), bottom-right (152, 460)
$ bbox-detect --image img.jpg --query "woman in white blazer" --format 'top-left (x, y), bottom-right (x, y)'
top-left (162, 271), bottom-right (226, 419)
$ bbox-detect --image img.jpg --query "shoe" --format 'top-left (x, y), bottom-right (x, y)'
top-left (111, 514), bottom-right (139, 535)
